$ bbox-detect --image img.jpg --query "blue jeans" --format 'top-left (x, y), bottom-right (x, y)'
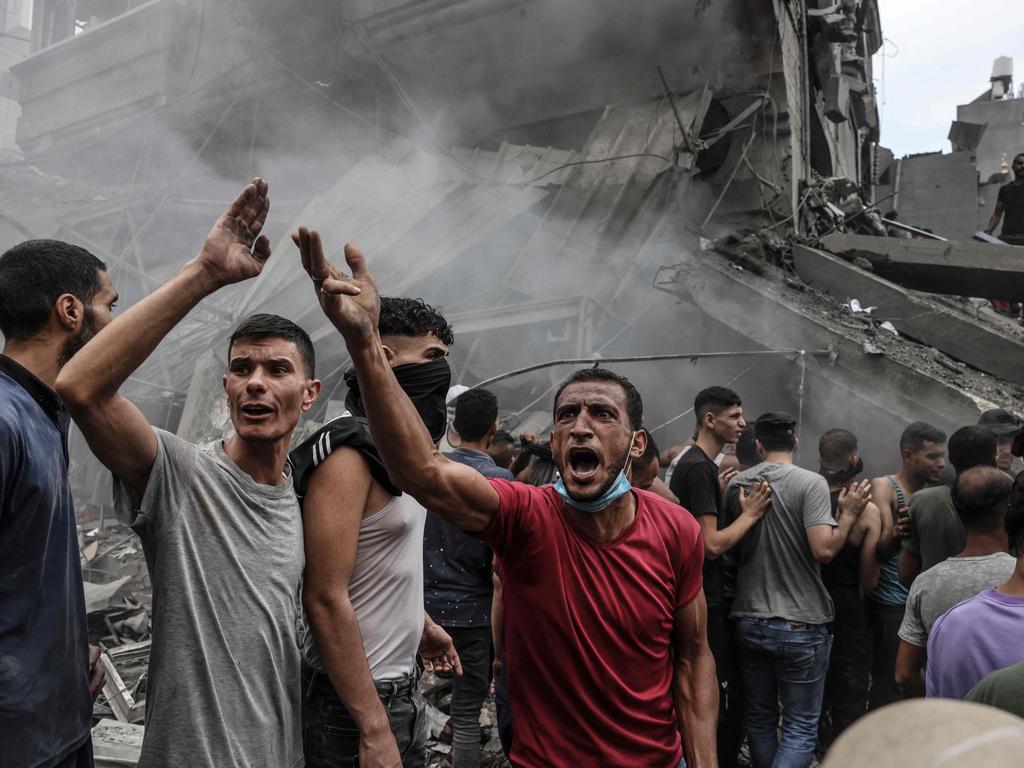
top-left (734, 617), bottom-right (831, 768)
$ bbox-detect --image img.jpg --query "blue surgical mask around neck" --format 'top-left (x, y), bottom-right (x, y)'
top-left (553, 431), bottom-right (636, 514)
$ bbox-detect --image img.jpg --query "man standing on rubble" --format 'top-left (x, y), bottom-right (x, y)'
top-left (56, 180), bottom-right (315, 768)
top-left (670, 386), bottom-right (771, 768)
top-left (866, 421), bottom-right (946, 709)
top-left (294, 228), bottom-right (718, 767)
top-left (986, 152), bottom-right (1024, 247)
top-left (289, 293), bottom-right (462, 768)
top-left (0, 240), bottom-right (115, 768)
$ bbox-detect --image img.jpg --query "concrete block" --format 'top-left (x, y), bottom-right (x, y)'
top-left (820, 232), bottom-right (1024, 301)
top-left (793, 244), bottom-right (1024, 382)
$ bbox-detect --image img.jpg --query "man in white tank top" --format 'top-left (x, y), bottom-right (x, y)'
top-left (291, 294), bottom-right (462, 768)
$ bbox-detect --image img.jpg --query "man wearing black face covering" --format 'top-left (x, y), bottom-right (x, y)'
top-left (290, 296), bottom-right (461, 768)
top-left (816, 430), bottom-right (880, 752)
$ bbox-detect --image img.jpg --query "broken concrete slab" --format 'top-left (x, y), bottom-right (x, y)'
top-left (660, 250), bottom-right (1023, 431)
top-left (793, 244), bottom-right (1024, 382)
top-left (819, 232), bottom-right (1024, 301)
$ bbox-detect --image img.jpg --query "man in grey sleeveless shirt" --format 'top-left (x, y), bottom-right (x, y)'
top-left (292, 290), bottom-right (461, 768)
top-left (57, 181), bottom-right (318, 768)
top-left (867, 421), bottom-right (946, 709)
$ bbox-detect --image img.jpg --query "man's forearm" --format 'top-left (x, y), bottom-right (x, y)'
top-left (59, 260), bottom-right (222, 401)
top-left (674, 647), bottom-right (719, 768)
top-left (706, 513), bottom-right (758, 559)
top-left (306, 596), bottom-right (390, 735)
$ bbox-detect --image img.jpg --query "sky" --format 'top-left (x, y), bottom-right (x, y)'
top-left (872, 0), bottom-right (1023, 158)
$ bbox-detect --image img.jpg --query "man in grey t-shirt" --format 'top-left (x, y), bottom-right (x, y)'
top-left (57, 181), bottom-right (319, 767)
top-left (727, 413), bottom-right (865, 768)
top-left (895, 466), bottom-right (1015, 698)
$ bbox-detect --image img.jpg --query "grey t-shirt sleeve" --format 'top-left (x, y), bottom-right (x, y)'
top-left (898, 578), bottom-right (927, 646)
top-left (112, 427), bottom-right (197, 534)
top-left (802, 473), bottom-right (837, 528)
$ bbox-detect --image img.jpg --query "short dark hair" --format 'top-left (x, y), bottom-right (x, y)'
top-left (819, 428), bottom-right (858, 471)
top-left (1008, 473), bottom-right (1024, 557)
top-left (953, 466), bottom-right (1012, 532)
top-left (694, 386), bottom-right (741, 421)
top-left (948, 426), bottom-right (998, 474)
top-left (228, 314), bottom-right (315, 377)
top-left (0, 239), bottom-right (107, 340)
top-left (552, 367), bottom-right (643, 431)
top-left (899, 421), bottom-right (946, 452)
top-left (757, 430), bottom-right (796, 453)
top-left (453, 388), bottom-right (499, 442)
top-left (379, 297), bottom-right (454, 345)
top-left (736, 424), bottom-right (759, 468)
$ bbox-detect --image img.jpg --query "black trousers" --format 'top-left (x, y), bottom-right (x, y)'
top-left (865, 599), bottom-right (905, 710)
top-left (819, 587), bottom-right (871, 750)
top-left (708, 604), bottom-right (745, 767)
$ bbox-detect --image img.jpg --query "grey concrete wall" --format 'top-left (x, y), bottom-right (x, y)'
top-left (895, 151), bottom-right (979, 240)
top-left (957, 97), bottom-right (1024, 181)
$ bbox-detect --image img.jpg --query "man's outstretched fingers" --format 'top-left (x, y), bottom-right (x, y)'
top-left (343, 242), bottom-right (370, 279)
top-left (321, 277), bottom-right (362, 296)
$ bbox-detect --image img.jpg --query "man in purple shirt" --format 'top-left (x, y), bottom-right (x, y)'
top-left (926, 472), bottom-right (1024, 700)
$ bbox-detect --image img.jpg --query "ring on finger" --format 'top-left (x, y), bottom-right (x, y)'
top-left (311, 276), bottom-right (325, 289)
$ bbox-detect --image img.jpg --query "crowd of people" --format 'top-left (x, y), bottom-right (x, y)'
top-left (2, 178), bottom-right (1024, 768)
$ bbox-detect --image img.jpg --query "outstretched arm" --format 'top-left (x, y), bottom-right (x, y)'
top-left (56, 180), bottom-right (272, 495)
top-left (672, 590), bottom-right (718, 768)
top-left (294, 229), bottom-right (499, 532)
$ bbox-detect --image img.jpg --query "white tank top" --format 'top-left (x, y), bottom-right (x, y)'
top-left (302, 492), bottom-right (426, 681)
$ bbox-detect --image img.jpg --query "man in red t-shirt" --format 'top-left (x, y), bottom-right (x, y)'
top-left (293, 229), bottom-right (718, 768)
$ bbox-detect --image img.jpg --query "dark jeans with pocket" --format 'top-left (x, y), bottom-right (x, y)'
top-left (735, 617), bottom-right (831, 768)
top-left (302, 664), bottom-right (426, 768)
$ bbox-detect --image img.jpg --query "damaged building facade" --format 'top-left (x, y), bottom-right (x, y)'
top-left (1, 1), bottom-right (1022, 750)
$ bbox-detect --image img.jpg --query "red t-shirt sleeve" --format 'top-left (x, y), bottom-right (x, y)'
top-left (475, 477), bottom-right (542, 558)
top-left (675, 516), bottom-right (705, 609)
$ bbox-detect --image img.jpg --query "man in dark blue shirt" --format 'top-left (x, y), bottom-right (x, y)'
top-left (0, 240), bottom-right (118, 767)
top-left (425, 387), bottom-right (512, 768)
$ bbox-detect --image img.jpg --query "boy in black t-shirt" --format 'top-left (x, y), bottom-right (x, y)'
top-left (669, 386), bottom-right (771, 766)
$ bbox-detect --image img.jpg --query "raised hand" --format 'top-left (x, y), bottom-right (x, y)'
top-left (838, 479), bottom-right (872, 519)
top-left (739, 480), bottom-right (772, 521)
top-left (293, 227), bottom-right (379, 344)
top-left (196, 178), bottom-right (272, 286)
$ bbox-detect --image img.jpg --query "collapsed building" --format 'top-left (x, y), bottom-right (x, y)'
top-left (1, 0), bottom-right (1022, 753)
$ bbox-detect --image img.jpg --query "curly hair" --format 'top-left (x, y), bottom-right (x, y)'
top-left (379, 297), bottom-right (454, 345)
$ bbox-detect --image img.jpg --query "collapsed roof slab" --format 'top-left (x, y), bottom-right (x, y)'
top-left (660, 251), bottom-right (1023, 429)
top-left (793, 244), bottom-right (1024, 382)
top-left (819, 232), bottom-right (1024, 301)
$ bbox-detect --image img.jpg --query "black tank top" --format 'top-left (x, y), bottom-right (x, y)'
top-left (821, 489), bottom-right (861, 591)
